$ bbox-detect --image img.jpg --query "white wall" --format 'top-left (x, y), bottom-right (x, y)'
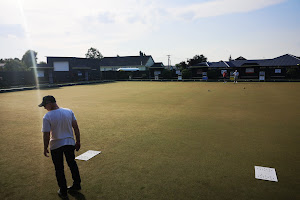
top-left (145, 57), bottom-right (155, 67)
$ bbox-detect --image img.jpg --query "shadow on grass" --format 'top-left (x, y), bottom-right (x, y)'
top-left (68, 190), bottom-right (86, 200)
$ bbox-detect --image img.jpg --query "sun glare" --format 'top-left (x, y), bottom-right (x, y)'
top-left (18, 0), bottom-right (42, 118)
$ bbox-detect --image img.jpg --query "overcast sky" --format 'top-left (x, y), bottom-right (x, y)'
top-left (0, 0), bottom-right (299, 65)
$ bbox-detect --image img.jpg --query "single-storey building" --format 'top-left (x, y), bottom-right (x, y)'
top-left (35, 57), bottom-right (101, 83)
top-left (149, 62), bottom-right (165, 79)
top-left (190, 54), bottom-right (300, 80)
top-left (34, 53), bottom-right (162, 83)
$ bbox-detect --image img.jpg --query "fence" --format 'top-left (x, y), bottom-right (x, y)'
top-left (0, 71), bottom-right (36, 88)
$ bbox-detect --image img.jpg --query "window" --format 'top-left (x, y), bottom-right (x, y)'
top-left (275, 69), bottom-right (281, 74)
top-left (53, 61), bottom-right (69, 71)
top-left (154, 71), bottom-right (161, 75)
top-left (245, 68), bottom-right (254, 73)
top-left (37, 70), bottom-right (44, 77)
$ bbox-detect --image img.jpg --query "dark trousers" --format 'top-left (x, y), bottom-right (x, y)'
top-left (51, 145), bottom-right (81, 192)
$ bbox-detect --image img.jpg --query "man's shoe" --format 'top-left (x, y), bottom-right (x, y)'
top-left (68, 185), bottom-right (81, 191)
top-left (58, 189), bottom-right (68, 199)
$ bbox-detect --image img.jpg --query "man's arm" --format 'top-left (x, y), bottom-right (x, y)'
top-left (72, 120), bottom-right (81, 151)
top-left (43, 132), bottom-right (50, 157)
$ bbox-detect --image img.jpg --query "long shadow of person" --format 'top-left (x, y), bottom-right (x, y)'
top-left (68, 190), bottom-right (86, 200)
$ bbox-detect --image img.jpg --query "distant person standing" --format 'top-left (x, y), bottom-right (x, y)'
top-left (222, 71), bottom-right (227, 83)
top-left (39, 95), bottom-right (81, 199)
top-left (233, 70), bottom-right (239, 83)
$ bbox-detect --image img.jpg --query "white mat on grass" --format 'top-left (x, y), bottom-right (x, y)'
top-left (75, 150), bottom-right (101, 161)
top-left (255, 166), bottom-right (278, 182)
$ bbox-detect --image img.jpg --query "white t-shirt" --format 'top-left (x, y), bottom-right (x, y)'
top-left (42, 108), bottom-right (76, 150)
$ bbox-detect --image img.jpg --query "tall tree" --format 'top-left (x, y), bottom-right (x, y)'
top-left (22, 50), bottom-right (37, 69)
top-left (85, 47), bottom-right (103, 59)
top-left (187, 54), bottom-right (207, 66)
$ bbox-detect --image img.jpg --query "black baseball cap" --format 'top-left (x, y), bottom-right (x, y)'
top-left (38, 95), bottom-right (56, 107)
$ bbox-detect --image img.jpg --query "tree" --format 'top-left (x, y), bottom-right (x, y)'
top-left (175, 61), bottom-right (188, 71)
top-left (22, 50), bottom-right (37, 69)
top-left (187, 54), bottom-right (207, 66)
top-left (85, 47), bottom-right (103, 59)
top-left (3, 59), bottom-right (26, 71)
top-left (161, 69), bottom-right (172, 79)
top-left (229, 55), bottom-right (232, 61)
top-left (181, 69), bottom-right (191, 79)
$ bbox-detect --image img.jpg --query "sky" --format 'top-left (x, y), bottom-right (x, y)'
top-left (0, 0), bottom-right (299, 65)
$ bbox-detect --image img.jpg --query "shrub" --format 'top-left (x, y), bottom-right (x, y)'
top-left (161, 69), bottom-right (172, 79)
top-left (141, 74), bottom-right (148, 79)
top-left (182, 69), bottom-right (191, 79)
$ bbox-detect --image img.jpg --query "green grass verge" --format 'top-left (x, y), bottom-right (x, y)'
top-left (0, 82), bottom-right (299, 200)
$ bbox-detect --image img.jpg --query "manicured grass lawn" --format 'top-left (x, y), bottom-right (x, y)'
top-left (0, 82), bottom-right (299, 200)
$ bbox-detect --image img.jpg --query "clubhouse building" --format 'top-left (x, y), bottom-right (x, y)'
top-left (35, 52), bottom-right (165, 83)
top-left (34, 53), bottom-right (300, 83)
top-left (190, 54), bottom-right (300, 81)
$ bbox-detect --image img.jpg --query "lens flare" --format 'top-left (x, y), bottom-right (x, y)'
top-left (18, 0), bottom-right (42, 119)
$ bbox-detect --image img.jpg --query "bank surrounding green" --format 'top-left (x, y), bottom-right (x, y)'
top-left (0, 82), bottom-right (299, 200)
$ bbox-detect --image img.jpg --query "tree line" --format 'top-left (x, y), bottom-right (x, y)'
top-left (0, 50), bottom-right (38, 71)
top-left (0, 48), bottom-right (104, 72)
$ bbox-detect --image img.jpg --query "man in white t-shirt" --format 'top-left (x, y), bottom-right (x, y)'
top-left (39, 95), bottom-right (81, 198)
top-left (233, 70), bottom-right (239, 83)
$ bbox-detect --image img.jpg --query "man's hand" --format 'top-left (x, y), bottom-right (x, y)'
top-left (43, 132), bottom-right (50, 157)
top-left (72, 120), bottom-right (81, 152)
top-left (75, 142), bottom-right (81, 151)
top-left (44, 148), bottom-right (49, 157)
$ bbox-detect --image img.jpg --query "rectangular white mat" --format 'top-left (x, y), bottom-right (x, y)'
top-left (255, 166), bottom-right (278, 182)
top-left (75, 150), bottom-right (101, 161)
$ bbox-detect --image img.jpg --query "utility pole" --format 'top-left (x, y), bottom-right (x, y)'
top-left (167, 55), bottom-right (171, 70)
